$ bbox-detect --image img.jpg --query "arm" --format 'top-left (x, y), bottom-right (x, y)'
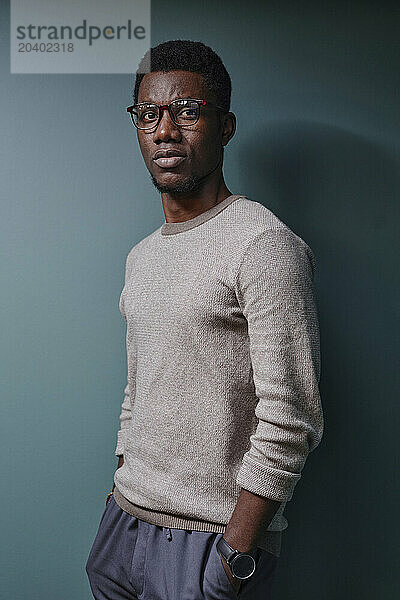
top-left (114, 252), bottom-right (134, 459)
top-left (112, 279), bottom-right (130, 491)
top-left (221, 490), bottom-right (281, 593)
top-left (114, 379), bottom-right (131, 457)
top-left (112, 455), bottom-right (124, 492)
top-left (225, 228), bottom-right (324, 553)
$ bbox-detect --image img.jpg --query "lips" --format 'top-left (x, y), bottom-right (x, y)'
top-left (154, 156), bottom-right (186, 168)
top-left (153, 148), bottom-right (186, 169)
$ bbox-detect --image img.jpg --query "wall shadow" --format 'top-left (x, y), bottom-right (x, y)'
top-left (239, 121), bottom-right (399, 599)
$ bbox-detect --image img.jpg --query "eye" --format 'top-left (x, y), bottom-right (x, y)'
top-left (136, 105), bottom-right (158, 122)
top-left (177, 108), bottom-right (198, 119)
top-left (173, 100), bottom-right (199, 122)
top-left (140, 109), bottom-right (157, 122)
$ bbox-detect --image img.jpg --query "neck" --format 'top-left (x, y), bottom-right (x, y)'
top-left (161, 170), bottom-right (232, 224)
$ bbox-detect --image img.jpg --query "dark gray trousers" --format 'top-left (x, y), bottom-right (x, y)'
top-left (86, 494), bottom-right (279, 600)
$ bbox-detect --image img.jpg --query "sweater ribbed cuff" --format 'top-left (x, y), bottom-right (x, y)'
top-left (236, 453), bottom-right (302, 502)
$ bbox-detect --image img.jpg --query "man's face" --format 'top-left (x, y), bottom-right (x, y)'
top-left (136, 70), bottom-right (228, 194)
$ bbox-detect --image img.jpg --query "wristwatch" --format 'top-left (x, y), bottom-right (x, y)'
top-left (216, 536), bottom-right (258, 580)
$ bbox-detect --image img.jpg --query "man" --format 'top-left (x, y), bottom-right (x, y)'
top-left (86, 39), bottom-right (324, 600)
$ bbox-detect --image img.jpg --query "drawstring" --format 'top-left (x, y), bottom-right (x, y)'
top-left (164, 527), bottom-right (172, 541)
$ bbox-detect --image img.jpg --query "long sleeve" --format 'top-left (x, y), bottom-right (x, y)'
top-left (234, 227), bottom-right (324, 503)
top-left (115, 378), bottom-right (131, 457)
top-left (114, 255), bottom-right (133, 457)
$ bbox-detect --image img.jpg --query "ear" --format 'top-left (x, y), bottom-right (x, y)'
top-left (221, 112), bottom-right (236, 147)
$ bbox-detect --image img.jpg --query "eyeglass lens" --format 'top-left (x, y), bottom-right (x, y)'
top-left (132, 99), bottom-right (200, 129)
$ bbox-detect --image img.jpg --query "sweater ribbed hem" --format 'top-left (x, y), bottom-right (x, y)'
top-left (113, 485), bottom-right (282, 557)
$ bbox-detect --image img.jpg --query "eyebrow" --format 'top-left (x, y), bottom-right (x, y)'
top-left (135, 95), bottom-right (194, 106)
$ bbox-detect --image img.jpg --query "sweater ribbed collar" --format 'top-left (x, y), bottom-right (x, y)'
top-left (160, 194), bottom-right (244, 236)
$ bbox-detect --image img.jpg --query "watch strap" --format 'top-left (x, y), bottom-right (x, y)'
top-left (217, 536), bottom-right (258, 562)
top-left (217, 536), bottom-right (237, 563)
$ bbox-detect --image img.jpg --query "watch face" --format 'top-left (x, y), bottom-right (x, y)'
top-left (231, 553), bottom-right (256, 579)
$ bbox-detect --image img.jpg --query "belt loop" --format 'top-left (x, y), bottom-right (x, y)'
top-left (165, 527), bottom-right (172, 541)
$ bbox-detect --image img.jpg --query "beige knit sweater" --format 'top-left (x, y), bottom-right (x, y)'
top-left (113, 194), bottom-right (324, 557)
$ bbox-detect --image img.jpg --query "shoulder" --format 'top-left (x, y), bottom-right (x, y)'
top-left (123, 227), bottom-right (161, 272)
top-left (229, 197), bottom-right (316, 276)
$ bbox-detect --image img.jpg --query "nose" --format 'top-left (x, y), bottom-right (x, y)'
top-left (152, 106), bottom-right (182, 143)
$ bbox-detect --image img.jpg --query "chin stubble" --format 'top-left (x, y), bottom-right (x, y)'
top-left (150, 174), bottom-right (202, 194)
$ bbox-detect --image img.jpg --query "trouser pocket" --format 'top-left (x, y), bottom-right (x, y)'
top-left (203, 533), bottom-right (240, 599)
top-left (86, 496), bottom-right (140, 599)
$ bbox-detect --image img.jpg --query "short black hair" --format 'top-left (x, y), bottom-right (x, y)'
top-left (133, 39), bottom-right (232, 112)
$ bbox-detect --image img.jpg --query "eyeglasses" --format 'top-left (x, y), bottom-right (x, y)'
top-left (126, 98), bottom-right (226, 130)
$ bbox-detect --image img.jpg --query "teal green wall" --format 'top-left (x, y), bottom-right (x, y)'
top-left (1, 2), bottom-right (398, 599)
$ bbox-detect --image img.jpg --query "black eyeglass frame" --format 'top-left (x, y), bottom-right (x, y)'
top-left (126, 98), bottom-right (226, 130)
